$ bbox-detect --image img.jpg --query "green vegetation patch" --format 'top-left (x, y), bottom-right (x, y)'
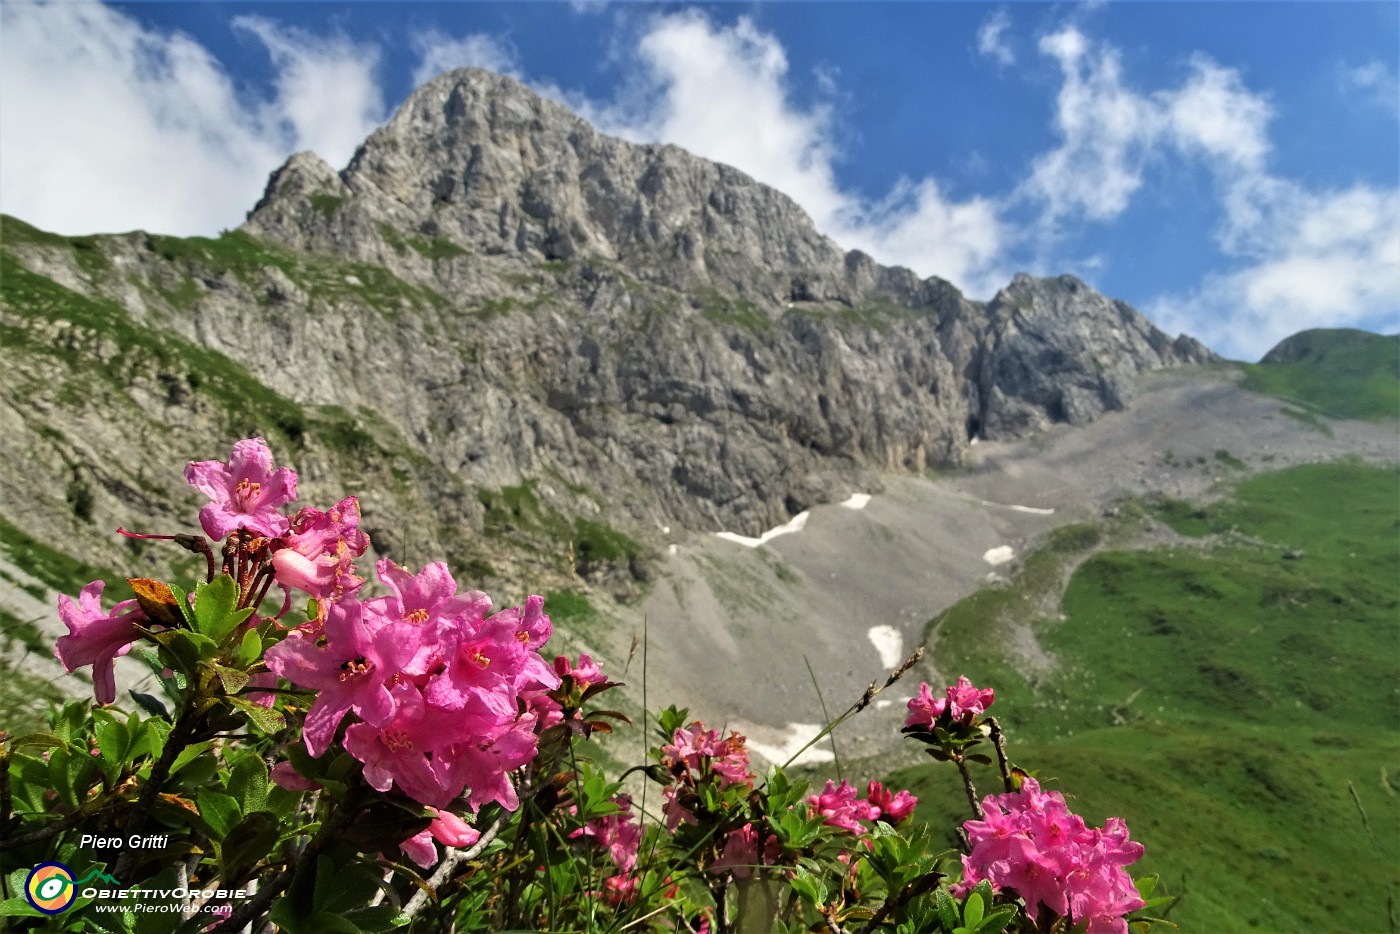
top-left (307, 193), bottom-right (345, 218)
top-left (697, 288), bottom-right (772, 333)
top-left (0, 515), bottom-right (119, 598)
top-left (1241, 328), bottom-right (1399, 421)
top-left (544, 589), bottom-right (597, 625)
top-left (905, 461), bottom-right (1400, 931)
top-left (571, 518), bottom-right (639, 567)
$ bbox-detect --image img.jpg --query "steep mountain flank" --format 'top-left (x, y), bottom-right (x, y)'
top-left (1, 68), bottom-right (1212, 608)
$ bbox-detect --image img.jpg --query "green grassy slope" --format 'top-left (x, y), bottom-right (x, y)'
top-left (1241, 328), bottom-right (1399, 421)
top-left (895, 461), bottom-right (1400, 931)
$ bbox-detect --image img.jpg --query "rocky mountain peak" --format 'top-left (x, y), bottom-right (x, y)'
top-left (246, 68), bottom-right (856, 303)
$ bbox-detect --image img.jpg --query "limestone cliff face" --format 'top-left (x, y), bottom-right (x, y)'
top-left (0, 68), bottom-right (1213, 602)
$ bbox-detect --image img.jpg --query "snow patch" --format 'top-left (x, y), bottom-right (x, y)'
top-left (745, 723), bottom-right (836, 767)
top-left (840, 493), bottom-right (871, 510)
top-left (983, 545), bottom-right (1015, 566)
top-left (978, 499), bottom-right (1055, 515)
top-left (715, 511), bottom-right (810, 548)
top-left (867, 625), bottom-right (904, 670)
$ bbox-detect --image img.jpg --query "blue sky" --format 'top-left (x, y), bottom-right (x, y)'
top-left (1, 2), bottom-right (1396, 359)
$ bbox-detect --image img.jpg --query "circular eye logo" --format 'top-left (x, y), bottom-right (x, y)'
top-left (25, 862), bottom-right (77, 914)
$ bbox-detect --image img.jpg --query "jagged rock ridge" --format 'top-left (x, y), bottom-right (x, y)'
top-left (0, 67), bottom-right (1212, 602)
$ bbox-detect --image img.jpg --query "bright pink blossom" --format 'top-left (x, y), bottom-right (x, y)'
top-left (272, 496), bottom-right (369, 601)
top-left (55, 580), bottom-right (146, 705)
top-left (961, 779), bottom-right (1144, 930)
top-left (343, 682), bottom-right (467, 807)
top-left (264, 598), bottom-right (417, 757)
top-left (401, 807), bottom-right (481, 869)
top-left (661, 723), bottom-right (752, 788)
top-left (571, 795), bottom-right (642, 874)
top-left (808, 780), bottom-right (881, 834)
top-left (904, 681), bottom-right (948, 728)
top-left (184, 438), bottom-right (297, 540)
top-left (712, 823), bottom-right (783, 879)
top-left (866, 781), bottom-right (918, 823)
top-left (905, 676), bottom-right (995, 728)
top-left (946, 675), bottom-right (996, 723)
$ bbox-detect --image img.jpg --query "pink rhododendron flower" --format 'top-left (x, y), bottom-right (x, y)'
top-left (344, 682), bottom-right (468, 807)
top-left (661, 723), bottom-right (752, 788)
top-left (554, 652), bottom-right (603, 689)
top-left (808, 780), bottom-right (881, 834)
top-left (270, 761), bottom-right (320, 792)
top-left (904, 681), bottom-right (948, 728)
top-left (55, 580), bottom-right (146, 705)
top-left (184, 438), bottom-right (297, 541)
top-left (961, 778), bottom-right (1144, 930)
top-left (946, 675), bottom-right (996, 723)
top-left (435, 716), bottom-right (540, 813)
top-left (570, 795), bottom-right (641, 873)
top-left (905, 676), bottom-right (995, 728)
top-left (401, 807), bottom-right (481, 868)
top-left (866, 781), bottom-right (918, 823)
top-left (712, 823), bottom-right (783, 879)
top-left (264, 598), bottom-right (417, 757)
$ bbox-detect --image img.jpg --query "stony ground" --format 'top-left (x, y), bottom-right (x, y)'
top-left (618, 365), bottom-right (1399, 764)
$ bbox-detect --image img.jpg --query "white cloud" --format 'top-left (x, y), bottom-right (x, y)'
top-left (569, 11), bottom-right (1011, 294)
top-left (1165, 57), bottom-right (1272, 170)
top-left (411, 30), bottom-right (520, 87)
top-left (1341, 60), bottom-right (1400, 117)
top-left (0, 0), bottom-right (383, 236)
top-left (1022, 26), bottom-right (1162, 224)
top-left (232, 17), bottom-right (384, 168)
top-left (977, 10), bottom-right (1015, 67)
top-left (1152, 184), bottom-right (1400, 359)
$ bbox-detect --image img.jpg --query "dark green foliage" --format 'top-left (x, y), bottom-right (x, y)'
top-left (544, 589), bottom-right (597, 624)
top-left (307, 193), bottom-right (344, 218)
top-left (1241, 328), bottom-right (1399, 421)
top-left (0, 515), bottom-right (115, 597)
top-left (571, 518), bottom-right (639, 567)
top-left (406, 235), bottom-right (467, 261)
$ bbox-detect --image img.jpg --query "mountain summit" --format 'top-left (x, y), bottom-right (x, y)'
top-left (242, 67), bottom-right (1211, 511)
top-left (2, 67), bottom-right (1211, 598)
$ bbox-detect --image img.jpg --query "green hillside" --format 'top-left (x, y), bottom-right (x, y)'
top-left (1242, 328), bottom-right (1399, 421)
top-left (897, 461), bottom-right (1400, 931)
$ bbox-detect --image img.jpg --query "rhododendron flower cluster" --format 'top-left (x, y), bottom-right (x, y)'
top-left (712, 822), bottom-right (783, 879)
top-left (267, 559), bottom-right (559, 810)
top-left (570, 794), bottom-right (643, 901)
top-left (807, 779), bottom-right (919, 833)
top-left (905, 675), bottom-right (996, 728)
top-left (660, 722), bottom-right (754, 830)
top-left (959, 778), bottom-right (1146, 933)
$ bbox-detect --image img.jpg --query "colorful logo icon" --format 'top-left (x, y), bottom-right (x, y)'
top-left (25, 862), bottom-right (77, 914)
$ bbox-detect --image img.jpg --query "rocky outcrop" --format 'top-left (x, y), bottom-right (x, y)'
top-left (0, 68), bottom-right (1213, 604)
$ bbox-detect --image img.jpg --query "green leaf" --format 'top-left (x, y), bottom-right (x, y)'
top-left (0, 897), bottom-right (44, 917)
top-left (219, 812), bottom-right (280, 880)
top-left (6, 732), bottom-right (64, 751)
top-left (228, 752), bottom-right (271, 813)
top-left (213, 664), bottom-right (251, 694)
top-left (235, 628), bottom-right (263, 667)
top-left (197, 789), bottom-right (243, 839)
top-left (92, 709), bottom-right (132, 784)
top-left (964, 891), bottom-right (984, 928)
top-left (227, 697), bottom-right (285, 734)
top-left (976, 906), bottom-right (1018, 933)
top-left (169, 740), bottom-right (216, 776)
top-left (935, 887), bottom-right (960, 929)
top-left (155, 629), bottom-right (219, 673)
top-left (128, 691), bottom-right (170, 721)
top-left (193, 575), bottom-right (254, 643)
